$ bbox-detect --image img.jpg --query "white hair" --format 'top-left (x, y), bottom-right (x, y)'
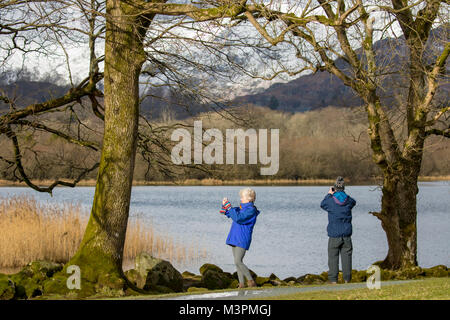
top-left (239, 187), bottom-right (256, 202)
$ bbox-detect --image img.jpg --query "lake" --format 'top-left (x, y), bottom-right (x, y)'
top-left (1, 182), bottom-right (449, 279)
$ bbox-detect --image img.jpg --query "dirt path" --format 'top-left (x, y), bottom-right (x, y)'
top-left (157, 280), bottom-right (415, 300)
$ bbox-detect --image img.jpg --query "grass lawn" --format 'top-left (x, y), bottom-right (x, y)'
top-left (261, 277), bottom-right (450, 300)
top-left (36, 278), bottom-right (449, 300)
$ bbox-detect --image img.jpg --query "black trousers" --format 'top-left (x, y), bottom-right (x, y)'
top-left (328, 236), bottom-right (353, 282)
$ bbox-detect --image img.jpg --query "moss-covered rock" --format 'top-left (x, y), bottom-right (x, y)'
top-left (351, 270), bottom-right (367, 282)
top-left (41, 271), bottom-right (89, 299)
top-left (320, 271), bottom-right (329, 281)
top-left (10, 260), bottom-right (64, 299)
top-left (283, 277), bottom-right (297, 283)
top-left (395, 266), bottom-right (424, 280)
top-left (27, 261), bottom-right (63, 279)
top-left (96, 272), bottom-right (127, 292)
top-left (153, 285), bottom-right (174, 294)
top-left (199, 264), bottom-right (223, 275)
top-left (198, 264), bottom-right (261, 289)
top-left (134, 253), bottom-right (184, 292)
top-left (271, 279), bottom-right (287, 286)
top-left (41, 276), bottom-right (66, 297)
top-left (124, 269), bottom-right (144, 288)
top-left (267, 274), bottom-right (286, 286)
top-left (202, 269), bottom-right (233, 290)
top-left (0, 274), bottom-right (9, 282)
top-left (255, 276), bottom-right (270, 286)
top-left (268, 273), bottom-right (278, 280)
top-left (380, 269), bottom-right (396, 281)
top-left (0, 278), bottom-right (15, 300)
top-left (181, 271), bottom-right (204, 291)
top-left (423, 265), bottom-right (448, 278)
top-left (228, 279), bottom-right (239, 289)
top-left (182, 271), bottom-right (196, 278)
top-left (124, 287), bottom-right (143, 296)
top-left (296, 274), bottom-right (326, 285)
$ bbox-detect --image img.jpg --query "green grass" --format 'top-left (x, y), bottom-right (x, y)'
top-left (261, 278), bottom-right (450, 300)
top-left (36, 278), bottom-right (449, 300)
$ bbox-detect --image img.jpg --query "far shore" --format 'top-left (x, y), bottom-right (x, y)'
top-left (0, 176), bottom-right (449, 188)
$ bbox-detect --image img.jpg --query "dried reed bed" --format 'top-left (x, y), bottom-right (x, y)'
top-left (0, 195), bottom-right (207, 273)
top-left (418, 175), bottom-right (450, 181)
top-left (1, 176), bottom-right (448, 188)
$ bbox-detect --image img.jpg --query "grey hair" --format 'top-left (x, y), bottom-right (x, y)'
top-left (239, 187), bottom-right (256, 202)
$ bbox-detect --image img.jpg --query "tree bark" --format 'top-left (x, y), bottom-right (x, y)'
top-left (375, 168), bottom-right (420, 269)
top-left (63, 0), bottom-right (150, 295)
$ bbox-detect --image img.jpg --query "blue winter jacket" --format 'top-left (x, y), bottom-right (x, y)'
top-left (320, 191), bottom-right (356, 238)
top-left (224, 202), bottom-right (260, 250)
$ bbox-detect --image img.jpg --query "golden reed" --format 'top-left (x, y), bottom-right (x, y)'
top-left (0, 195), bottom-right (207, 273)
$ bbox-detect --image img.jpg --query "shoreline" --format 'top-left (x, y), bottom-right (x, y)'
top-left (1, 260), bottom-right (448, 300)
top-left (0, 176), bottom-right (449, 187)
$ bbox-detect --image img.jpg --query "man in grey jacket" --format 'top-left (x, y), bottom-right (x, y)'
top-left (320, 176), bottom-right (356, 284)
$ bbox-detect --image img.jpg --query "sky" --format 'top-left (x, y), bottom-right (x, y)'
top-left (1, 0), bottom-right (443, 98)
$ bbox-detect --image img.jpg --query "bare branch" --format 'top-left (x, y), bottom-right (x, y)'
top-left (5, 125), bottom-right (99, 195)
top-left (425, 127), bottom-right (450, 138)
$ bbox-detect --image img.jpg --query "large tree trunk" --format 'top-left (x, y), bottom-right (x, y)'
top-left (62, 1), bottom-right (149, 296)
top-left (376, 169), bottom-right (420, 270)
top-left (366, 93), bottom-right (424, 271)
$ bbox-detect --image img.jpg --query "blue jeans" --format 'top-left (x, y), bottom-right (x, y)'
top-left (328, 236), bottom-right (353, 282)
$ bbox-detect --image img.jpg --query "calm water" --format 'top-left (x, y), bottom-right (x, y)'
top-left (1, 182), bottom-right (449, 278)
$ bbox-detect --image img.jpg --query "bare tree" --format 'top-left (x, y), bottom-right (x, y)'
top-left (0, 0), bottom-right (105, 192)
top-left (2, 0), bottom-right (447, 297)
top-left (234, 0), bottom-right (449, 269)
top-left (0, 0), bottom-right (267, 295)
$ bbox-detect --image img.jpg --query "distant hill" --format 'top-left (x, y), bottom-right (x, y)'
top-left (232, 26), bottom-right (449, 112)
top-left (233, 71), bottom-right (362, 112)
top-left (0, 79), bottom-right (69, 113)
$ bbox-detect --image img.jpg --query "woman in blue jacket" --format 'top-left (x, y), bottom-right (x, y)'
top-left (220, 187), bottom-right (259, 288)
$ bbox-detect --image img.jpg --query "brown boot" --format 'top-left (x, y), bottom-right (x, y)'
top-left (238, 283), bottom-right (245, 289)
top-left (247, 280), bottom-right (257, 288)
